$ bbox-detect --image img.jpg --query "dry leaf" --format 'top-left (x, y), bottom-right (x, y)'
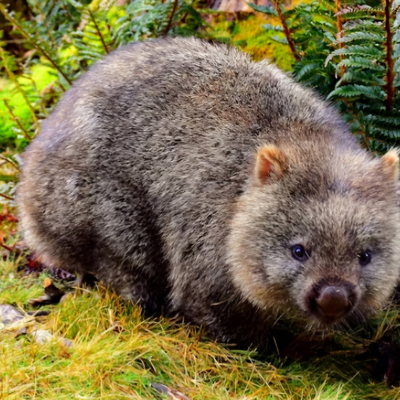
top-left (28, 278), bottom-right (66, 306)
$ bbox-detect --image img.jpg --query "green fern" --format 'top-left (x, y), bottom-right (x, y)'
top-left (249, 0), bottom-right (400, 152)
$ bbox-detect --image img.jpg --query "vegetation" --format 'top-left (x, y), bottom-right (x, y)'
top-left (1, 0), bottom-right (400, 398)
top-left (3, 0), bottom-right (400, 153)
top-left (249, 0), bottom-right (400, 152)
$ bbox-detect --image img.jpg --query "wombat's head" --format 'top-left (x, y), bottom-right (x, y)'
top-left (228, 144), bottom-right (400, 328)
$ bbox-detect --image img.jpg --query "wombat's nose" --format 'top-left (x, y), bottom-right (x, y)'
top-left (316, 286), bottom-right (349, 318)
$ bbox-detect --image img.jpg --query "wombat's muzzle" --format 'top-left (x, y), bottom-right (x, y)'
top-left (306, 278), bottom-right (358, 323)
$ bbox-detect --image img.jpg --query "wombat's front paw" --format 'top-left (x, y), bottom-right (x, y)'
top-left (75, 272), bottom-right (98, 288)
top-left (393, 285), bottom-right (400, 305)
top-left (369, 338), bottom-right (400, 387)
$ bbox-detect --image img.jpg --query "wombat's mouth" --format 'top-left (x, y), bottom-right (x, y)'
top-left (304, 278), bottom-right (358, 325)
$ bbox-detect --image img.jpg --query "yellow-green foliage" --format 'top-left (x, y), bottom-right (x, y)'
top-left (0, 64), bottom-right (58, 150)
top-left (208, 13), bottom-right (293, 70)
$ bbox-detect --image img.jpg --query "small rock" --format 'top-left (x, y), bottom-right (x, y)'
top-left (31, 329), bottom-right (53, 345)
top-left (0, 304), bottom-right (24, 325)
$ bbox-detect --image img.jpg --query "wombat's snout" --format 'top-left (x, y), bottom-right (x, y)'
top-left (316, 286), bottom-right (350, 318)
top-left (306, 279), bottom-right (358, 323)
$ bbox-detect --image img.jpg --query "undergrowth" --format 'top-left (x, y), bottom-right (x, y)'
top-left (249, 0), bottom-right (400, 152)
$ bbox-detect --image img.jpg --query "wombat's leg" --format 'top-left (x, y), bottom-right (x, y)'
top-left (75, 272), bottom-right (98, 288)
top-left (95, 257), bottom-right (169, 316)
top-left (394, 284), bottom-right (400, 304)
top-left (20, 172), bottom-right (169, 314)
top-left (87, 178), bottom-right (170, 315)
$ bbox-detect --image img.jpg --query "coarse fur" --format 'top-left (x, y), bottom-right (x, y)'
top-left (18, 37), bottom-right (400, 350)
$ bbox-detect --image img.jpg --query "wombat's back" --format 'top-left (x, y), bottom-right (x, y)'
top-left (19, 37), bottom-right (346, 273)
top-left (18, 38), bottom-right (398, 349)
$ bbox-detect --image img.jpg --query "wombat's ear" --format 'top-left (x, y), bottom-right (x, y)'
top-left (255, 144), bottom-right (288, 184)
top-left (381, 148), bottom-right (400, 181)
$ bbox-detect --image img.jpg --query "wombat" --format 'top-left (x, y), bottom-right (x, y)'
top-left (18, 37), bottom-right (400, 349)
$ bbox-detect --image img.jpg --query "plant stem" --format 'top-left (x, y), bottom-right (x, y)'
top-left (87, 9), bottom-right (109, 54)
top-left (0, 242), bottom-right (15, 252)
top-left (384, 0), bottom-right (395, 110)
top-left (0, 192), bottom-right (14, 201)
top-left (272, 0), bottom-right (300, 61)
top-left (0, 3), bottom-right (72, 86)
top-left (56, 81), bottom-right (67, 92)
top-left (358, 129), bottom-right (370, 148)
top-left (334, 0), bottom-right (345, 76)
top-left (163, 0), bottom-right (179, 36)
top-left (3, 99), bottom-right (33, 141)
top-left (0, 156), bottom-right (20, 172)
top-left (0, 46), bottom-right (39, 129)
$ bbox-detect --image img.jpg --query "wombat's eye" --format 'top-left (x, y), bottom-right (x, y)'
top-left (291, 245), bottom-right (310, 261)
top-left (358, 250), bottom-right (372, 266)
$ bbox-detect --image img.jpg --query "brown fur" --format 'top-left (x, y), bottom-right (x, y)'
top-left (255, 145), bottom-right (288, 183)
top-left (17, 37), bottom-right (400, 349)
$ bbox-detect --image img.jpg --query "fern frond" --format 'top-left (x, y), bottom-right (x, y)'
top-left (336, 5), bottom-right (384, 19)
top-left (327, 84), bottom-right (386, 100)
top-left (342, 20), bottom-right (383, 33)
top-left (394, 57), bottom-right (400, 73)
top-left (363, 114), bottom-right (400, 127)
top-left (335, 70), bottom-right (386, 87)
top-left (323, 30), bottom-right (338, 43)
top-left (393, 74), bottom-right (400, 87)
top-left (325, 45), bottom-right (384, 65)
top-left (337, 56), bottom-right (385, 71)
top-left (311, 20), bottom-right (337, 34)
top-left (337, 11), bottom-right (383, 20)
top-left (247, 3), bottom-right (278, 16)
top-left (294, 62), bottom-right (321, 80)
top-left (393, 28), bottom-right (400, 42)
top-left (391, 43), bottom-right (400, 59)
top-left (336, 31), bottom-right (385, 43)
top-left (334, 4), bottom-right (371, 16)
top-left (369, 127), bottom-right (400, 138)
